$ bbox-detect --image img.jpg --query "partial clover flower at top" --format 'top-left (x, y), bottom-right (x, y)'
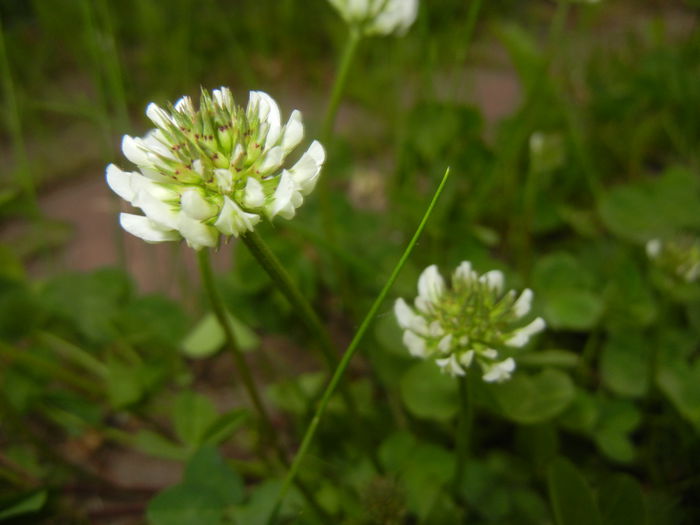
top-left (394, 262), bottom-right (546, 383)
top-left (106, 88), bottom-right (325, 250)
top-left (328, 0), bottom-right (419, 36)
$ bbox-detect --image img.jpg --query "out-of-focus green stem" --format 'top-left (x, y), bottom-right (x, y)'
top-left (453, 375), bottom-right (474, 495)
top-left (197, 249), bottom-right (330, 521)
top-left (321, 27), bottom-right (362, 143)
top-left (241, 230), bottom-right (381, 470)
top-left (197, 249), bottom-right (276, 441)
top-left (0, 16), bottom-right (38, 216)
top-left (317, 27), bottom-right (362, 305)
top-left (241, 230), bottom-right (339, 370)
top-left (276, 168), bottom-right (451, 507)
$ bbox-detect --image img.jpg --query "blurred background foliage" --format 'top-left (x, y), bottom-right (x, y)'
top-left (0, 0), bottom-right (699, 523)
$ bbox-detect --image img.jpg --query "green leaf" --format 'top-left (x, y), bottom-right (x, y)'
top-left (533, 253), bottom-right (603, 331)
top-left (147, 483), bottom-right (223, 525)
top-left (543, 290), bottom-right (604, 331)
top-left (181, 311), bottom-right (259, 359)
top-left (559, 389), bottom-right (598, 433)
top-left (598, 474), bottom-right (649, 525)
top-left (117, 295), bottom-right (188, 348)
top-left (231, 479), bottom-right (304, 525)
top-left (146, 447), bottom-right (244, 525)
top-left (402, 443), bottom-right (455, 520)
top-left (173, 391), bottom-right (219, 447)
top-left (183, 446), bottom-right (244, 506)
top-left (547, 457), bottom-right (602, 525)
top-left (133, 430), bottom-right (188, 462)
top-left (106, 355), bottom-right (143, 409)
top-left (0, 490), bottom-right (47, 520)
top-left (656, 358), bottom-right (700, 432)
top-left (598, 168), bottom-right (700, 243)
top-left (593, 400), bottom-right (641, 463)
top-left (600, 334), bottom-right (651, 398)
top-left (0, 278), bottom-right (42, 341)
top-left (40, 268), bottom-right (132, 342)
top-left (492, 369), bottom-right (575, 424)
top-left (399, 360), bottom-right (458, 421)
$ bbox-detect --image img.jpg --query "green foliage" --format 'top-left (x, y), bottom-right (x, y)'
top-left (1, 0), bottom-right (699, 522)
top-left (147, 446), bottom-right (244, 525)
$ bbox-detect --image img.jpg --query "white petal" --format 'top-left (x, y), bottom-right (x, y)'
top-left (131, 183), bottom-right (180, 230)
top-left (174, 96), bottom-right (194, 114)
top-left (417, 264), bottom-right (445, 306)
top-left (243, 177), bottom-right (265, 209)
top-left (289, 140), bottom-right (325, 196)
top-left (146, 103), bottom-right (172, 128)
top-left (266, 171), bottom-right (298, 220)
top-left (480, 270), bottom-right (504, 294)
top-left (122, 135), bottom-right (150, 166)
top-left (214, 196), bottom-right (261, 237)
top-left (453, 261), bottom-right (475, 286)
top-left (214, 169), bottom-right (234, 193)
top-left (176, 214), bottom-right (218, 250)
top-left (505, 317), bottom-right (546, 348)
top-left (436, 355), bottom-right (465, 377)
top-left (459, 350), bottom-right (475, 368)
top-left (513, 289), bottom-right (533, 319)
top-left (394, 298), bottom-right (414, 329)
top-left (180, 189), bottom-right (218, 221)
top-left (428, 321), bottom-right (444, 337)
top-left (119, 213), bottom-right (179, 243)
top-left (482, 348), bottom-right (498, 359)
top-left (437, 334), bottom-right (453, 353)
top-left (403, 330), bottom-right (427, 358)
top-left (212, 87), bottom-right (233, 111)
top-left (281, 110), bottom-right (304, 153)
top-left (257, 145), bottom-right (284, 174)
top-left (482, 358), bottom-right (516, 383)
top-left (106, 164), bottom-right (136, 202)
top-left (248, 91), bottom-right (281, 149)
top-left (646, 239), bottom-right (662, 258)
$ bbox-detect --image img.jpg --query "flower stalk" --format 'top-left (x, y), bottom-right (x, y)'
top-left (276, 167), bottom-right (451, 508)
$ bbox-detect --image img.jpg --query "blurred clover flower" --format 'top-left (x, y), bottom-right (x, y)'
top-left (647, 237), bottom-right (700, 283)
top-left (394, 262), bottom-right (546, 382)
top-left (106, 88), bottom-right (325, 250)
top-left (328, 0), bottom-right (419, 36)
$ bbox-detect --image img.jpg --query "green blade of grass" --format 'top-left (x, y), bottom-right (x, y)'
top-left (275, 167), bottom-right (451, 510)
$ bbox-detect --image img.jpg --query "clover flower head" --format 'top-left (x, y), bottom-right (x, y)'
top-left (394, 261), bottom-right (546, 382)
top-left (328, 0), bottom-right (419, 36)
top-left (106, 88), bottom-right (325, 250)
top-left (646, 236), bottom-right (700, 283)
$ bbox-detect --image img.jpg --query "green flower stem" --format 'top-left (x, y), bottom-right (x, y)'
top-left (197, 249), bottom-right (330, 521)
top-left (318, 27), bottom-right (362, 307)
top-left (453, 375), bottom-right (474, 496)
top-left (276, 168), bottom-right (451, 506)
top-left (241, 230), bottom-right (340, 371)
top-left (321, 27), bottom-right (362, 143)
top-left (197, 249), bottom-right (278, 448)
top-left (242, 230), bottom-right (384, 472)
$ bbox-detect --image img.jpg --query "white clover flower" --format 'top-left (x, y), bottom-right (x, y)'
top-left (106, 88), bottom-right (325, 250)
top-left (646, 236), bottom-right (700, 283)
top-left (394, 261), bottom-right (546, 383)
top-left (328, 0), bottom-right (419, 36)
